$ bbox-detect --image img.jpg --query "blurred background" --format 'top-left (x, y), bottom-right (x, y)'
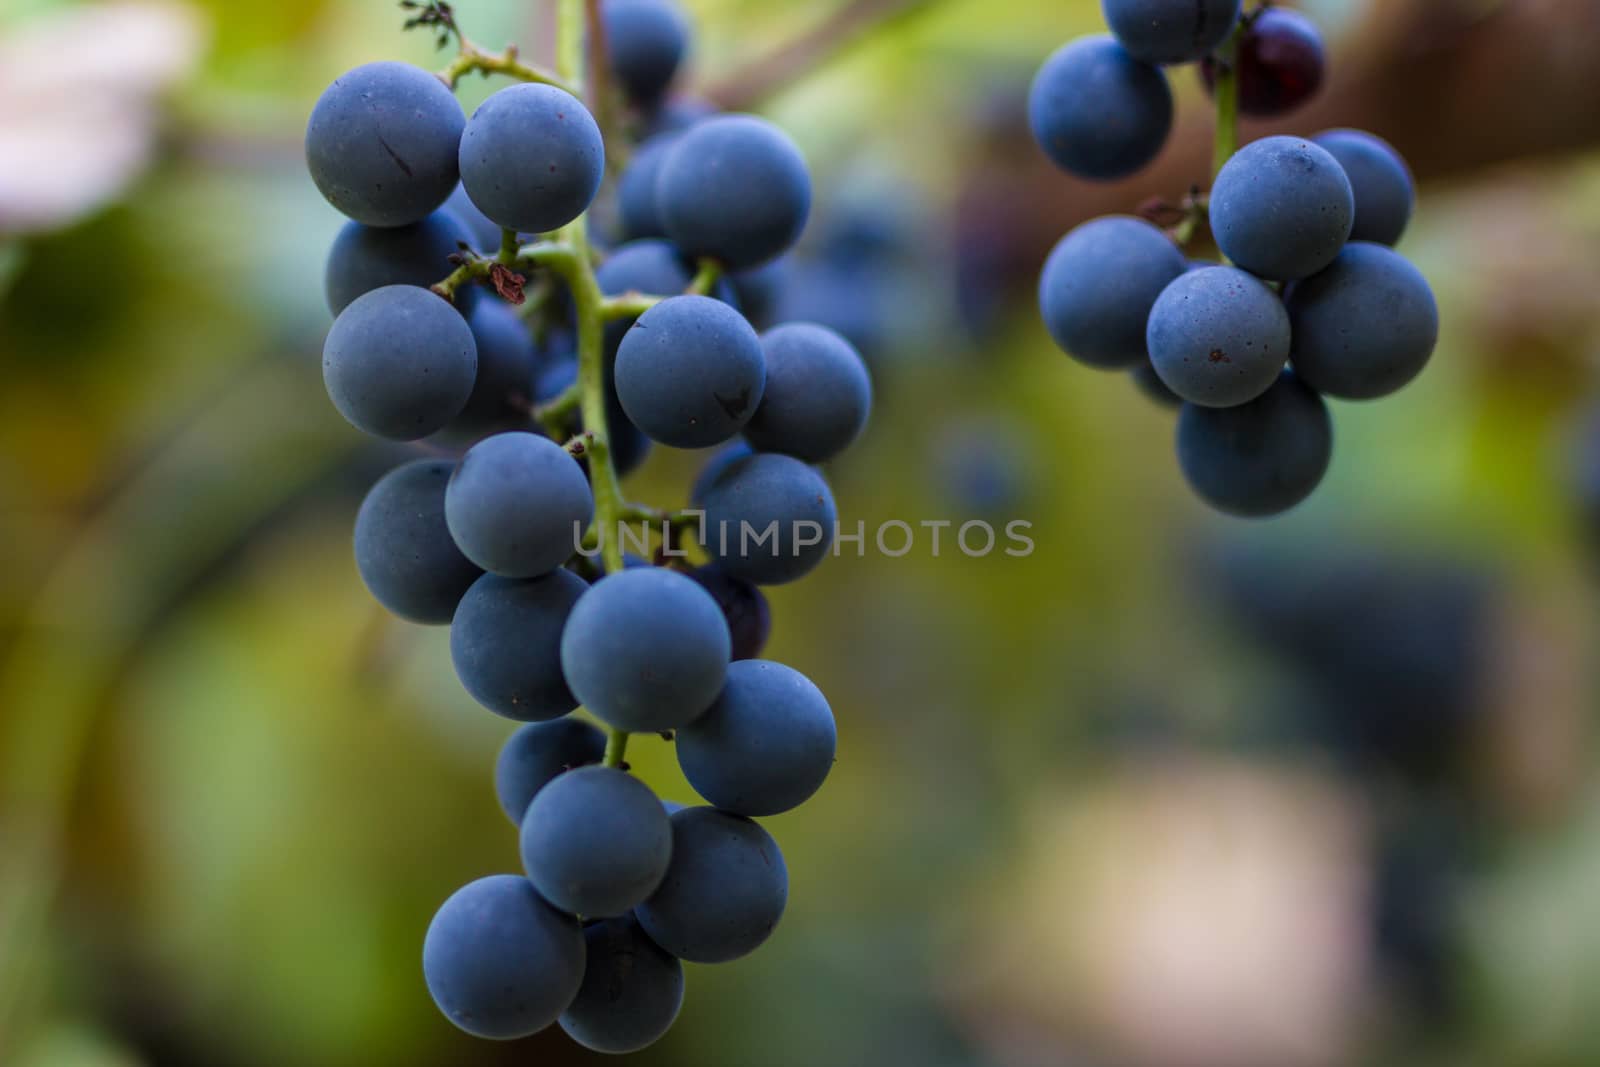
top-left (3, 0), bottom-right (1600, 1064)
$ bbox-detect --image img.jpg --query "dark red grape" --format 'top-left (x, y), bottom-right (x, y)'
top-left (1201, 7), bottom-right (1326, 118)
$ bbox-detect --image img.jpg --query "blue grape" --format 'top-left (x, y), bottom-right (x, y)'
top-left (306, 62), bottom-right (464, 227)
top-left (1038, 216), bottom-right (1188, 369)
top-left (603, 0), bottom-right (691, 106)
top-left (657, 115), bottom-right (811, 270)
top-left (676, 660), bottom-right (836, 817)
top-left (616, 134), bottom-right (677, 241)
top-left (596, 238), bottom-right (693, 356)
top-left (1287, 242), bottom-right (1438, 400)
top-left (1210, 136), bottom-right (1354, 281)
top-left (444, 431), bottom-right (594, 577)
top-left (536, 355), bottom-right (579, 404)
top-left (638, 94), bottom-right (716, 139)
top-left (1132, 362), bottom-right (1182, 408)
top-left (1313, 129), bottom-right (1415, 246)
top-left (459, 84), bottom-right (604, 234)
top-left (729, 258), bottom-right (789, 331)
top-left (451, 569), bottom-right (588, 721)
top-left (520, 766), bottom-right (673, 917)
top-left (1147, 266), bottom-right (1291, 408)
top-left (435, 299), bottom-right (540, 443)
top-left (323, 209), bottom-right (472, 316)
top-left (494, 718), bottom-right (608, 825)
top-left (1102, 0), bottom-right (1241, 65)
top-left (422, 875), bottom-right (584, 1040)
top-left (1028, 36), bottom-right (1172, 181)
top-left (323, 285), bottom-right (477, 440)
top-left (685, 564), bottom-right (771, 661)
top-left (635, 807), bottom-right (787, 964)
top-left (560, 915), bottom-right (684, 1054)
top-left (615, 295), bottom-right (766, 448)
top-left (560, 567), bottom-right (731, 732)
top-left (743, 323), bottom-right (871, 462)
top-left (698, 452), bottom-right (837, 585)
top-left (1176, 370), bottom-right (1333, 517)
top-left (353, 459), bottom-right (483, 624)
top-left (690, 440), bottom-right (754, 507)
top-left (446, 183), bottom-right (503, 253)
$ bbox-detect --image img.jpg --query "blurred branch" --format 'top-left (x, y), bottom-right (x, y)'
top-left (705, 0), bottom-right (940, 110)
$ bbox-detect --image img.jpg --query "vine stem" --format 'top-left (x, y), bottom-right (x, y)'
top-left (440, 41), bottom-right (578, 95)
top-left (1211, 24), bottom-right (1242, 178)
top-left (603, 728), bottom-right (630, 768)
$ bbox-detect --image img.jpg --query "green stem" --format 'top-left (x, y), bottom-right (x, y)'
top-left (600, 293), bottom-right (664, 320)
top-left (498, 226), bottom-right (519, 264)
top-left (1211, 29), bottom-right (1241, 179)
top-left (440, 42), bottom-right (578, 95)
top-left (603, 728), bottom-right (630, 768)
top-left (687, 259), bottom-right (723, 296)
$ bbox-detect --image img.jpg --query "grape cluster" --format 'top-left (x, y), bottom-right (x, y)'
top-left (1031, 2), bottom-right (1438, 517)
top-left (307, 0), bottom-right (871, 1052)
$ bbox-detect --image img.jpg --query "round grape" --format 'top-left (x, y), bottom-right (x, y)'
top-left (616, 134), bottom-right (677, 241)
top-left (1313, 129), bottom-right (1416, 247)
top-left (636, 807), bottom-right (787, 964)
top-left (729, 258), bottom-right (789, 331)
top-left (520, 766), bottom-right (673, 918)
top-left (1102, 0), bottom-right (1241, 65)
top-left (698, 452), bottom-right (837, 585)
top-left (422, 875), bottom-right (584, 1040)
top-left (657, 115), bottom-right (811, 270)
top-left (323, 285), bottom-right (477, 440)
top-left (494, 718), bottom-right (608, 826)
top-left (685, 564), bottom-right (771, 661)
top-left (615, 295), bottom-right (766, 449)
top-left (603, 0), bottom-right (691, 106)
top-left (560, 915), bottom-right (684, 1054)
top-left (690, 440), bottom-right (755, 507)
top-left (1210, 136), bottom-right (1354, 281)
top-left (1176, 370), bottom-right (1333, 517)
top-left (596, 238), bottom-right (694, 358)
top-left (435, 299), bottom-right (540, 444)
top-left (639, 94), bottom-right (717, 139)
top-left (1147, 266), bottom-right (1291, 408)
top-left (306, 62), bottom-right (464, 228)
top-left (1287, 242), bottom-right (1438, 400)
top-left (743, 323), bottom-right (871, 463)
top-left (444, 431), bottom-right (594, 577)
top-left (676, 660), bottom-right (836, 817)
top-left (1202, 7), bottom-right (1326, 117)
top-left (1028, 36), bottom-right (1172, 181)
top-left (451, 569), bottom-right (588, 721)
top-left (1038, 216), bottom-right (1188, 369)
top-left (353, 459), bottom-right (483, 624)
top-left (324, 209), bottom-right (472, 316)
top-left (560, 567), bottom-right (731, 732)
top-left (459, 84), bottom-right (604, 234)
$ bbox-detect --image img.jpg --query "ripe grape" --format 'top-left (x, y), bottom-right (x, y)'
top-left (1287, 242), bottom-right (1439, 400)
top-left (560, 915), bottom-right (684, 1054)
top-left (1209, 135), bottom-right (1354, 281)
top-left (689, 440), bottom-right (755, 507)
top-left (353, 459), bottom-right (483, 624)
top-left (323, 209), bottom-right (473, 316)
top-left (306, 62), bottom-right (464, 227)
top-left (494, 718), bottom-right (608, 826)
top-left (422, 875), bottom-right (584, 1040)
top-left (559, 567), bottom-right (731, 732)
top-left (657, 115), bottom-right (811, 270)
top-left (435, 299), bottom-right (540, 443)
top-left (743, 323), bottom-right (872, 463)
top-left (697, 452), bottom-right (838, 585)
top-left (519, 766), bottom-right (674, 918)
top-left (450, 569), bottom-right (587, 721)
top-left (685, 564), bottom-right (771, 661)
top-left (1313, 129), bottom-right (1416, 246)
top-left (459, 84), bottom-right (605, 234)
top-left (1202, 7), bottom-right (1326, 117)
top-left (729, 258), bottom-right (789, 331)
top-left (323, 284), bottom-right (477, 440)
top-left (636, 807), bottom-right (788, 964)
top-left (638, 94), bottom-right (716, 139)
top-left (616, 134), bottom-right (677, 241)
top-left (614, 295), bottom-right (766, 449)
top-left (1147, 266), bottom-right (1291, 408)
top-left (1101, 0), bottom-right (1241, 65)
top-left (596, 237), bottom-right (694, 355)
top-left (1176, 371), bottom-right (1333, 517)
top-left (603, 0), bottom-right (690, 106)
top-left (1038, 216), bottom-right (1188, 369)
top-left (676, 660), bottom-right (836, 817)
top-left (1028, 36), bottom-right (1172, 181)
top-left (444, 432), bottom-right (594, 577)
